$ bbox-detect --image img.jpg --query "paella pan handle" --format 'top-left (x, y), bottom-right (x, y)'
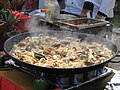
top-left (116, 51), bottom-right (120, 57)
top-left (110, 51), bottom-right (120, 63)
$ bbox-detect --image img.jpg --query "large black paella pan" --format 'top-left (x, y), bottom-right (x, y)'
top-left (3, 31), bottom-right (118, 74)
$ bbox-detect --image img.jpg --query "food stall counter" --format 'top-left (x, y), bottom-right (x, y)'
top-left (0, 69), bottom-right (35, 90)
top-left (0, 68), bottom-right (117, 90)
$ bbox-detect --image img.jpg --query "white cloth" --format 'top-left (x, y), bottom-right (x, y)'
top-left (107, 0), bottom-right (116, 18)
top-left (106, 71), bottom-right (120, 90)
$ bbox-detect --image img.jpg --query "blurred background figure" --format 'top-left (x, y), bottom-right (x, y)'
top-left (0, 0), bottom-right (11, 9)
top-left (11, 0), bottom-right (38, 11)
top-left (59, 0), bottom-right (88, 17)
top-left (57, 0), bottom-right (116, 20)
top-left (57, 0), bottom-right (94, 17)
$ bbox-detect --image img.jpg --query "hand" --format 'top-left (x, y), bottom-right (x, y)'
top-left (95, 14), bottom-right (105, 20)
top-left (80, 9), bottom-right (88, 18)
top-left (95, 14), bottom-right (102, 19)
top-left (80, 13), bottom-right (87, 18)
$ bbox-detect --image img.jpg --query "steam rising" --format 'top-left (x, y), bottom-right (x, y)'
top-left (23, 16), bottom-right (116, 51)
top-left (24, 16), bottom-right (82, 39)
top-left (112, 28), bottom-right (120, 50)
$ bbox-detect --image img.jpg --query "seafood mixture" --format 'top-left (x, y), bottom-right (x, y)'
top-left (10, 34), bottom-right (114, 68)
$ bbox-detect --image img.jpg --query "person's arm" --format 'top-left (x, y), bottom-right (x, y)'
top-left (80, 1), bottom-right (94, 17)
top-left (83, 1), bottom-right (94, 11)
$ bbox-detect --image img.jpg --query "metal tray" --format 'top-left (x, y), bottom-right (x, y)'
top-left (58, 18), bottom-right (109, 29)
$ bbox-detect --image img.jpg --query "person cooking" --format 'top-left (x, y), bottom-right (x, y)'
top-left (60, 0), bottom-right (93, 17)
top-left (59, 0), bottom-right (116, 20)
